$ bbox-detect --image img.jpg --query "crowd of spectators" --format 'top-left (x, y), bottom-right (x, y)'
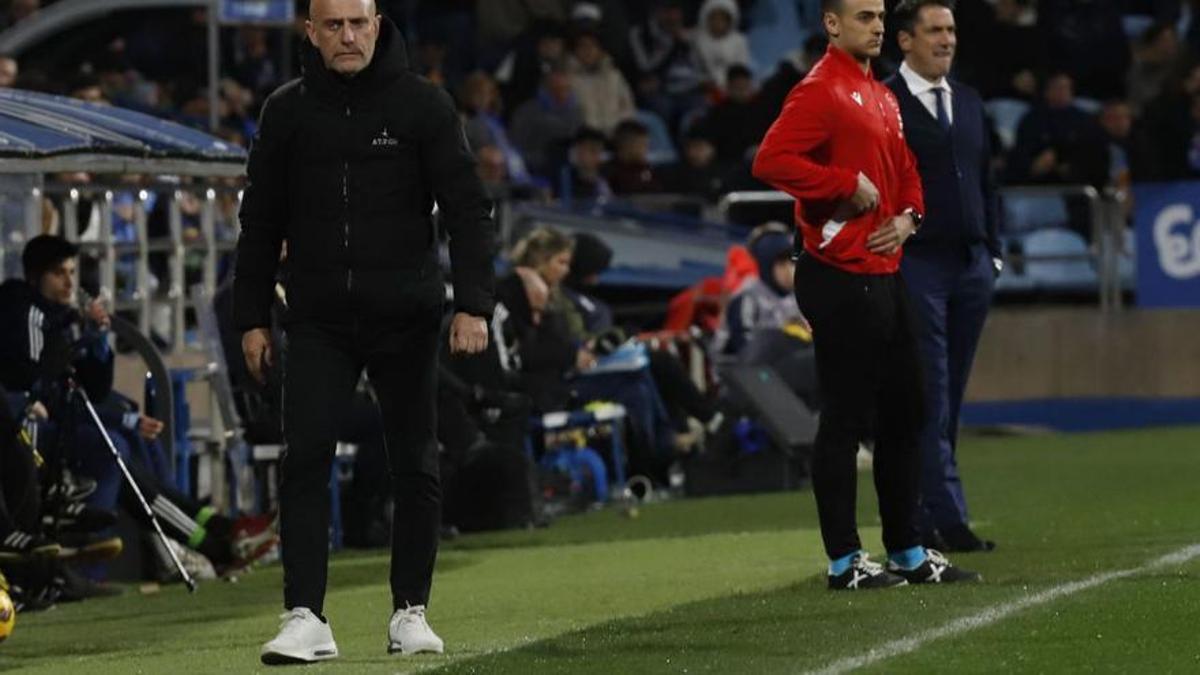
top-left (3, 0), bottom-right (1200, 210)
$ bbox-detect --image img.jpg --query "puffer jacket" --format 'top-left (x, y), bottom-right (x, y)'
top-left (234, 17), bottom-right (495, 330)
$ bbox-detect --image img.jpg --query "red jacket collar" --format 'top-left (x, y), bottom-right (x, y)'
top-left (820, 44), bottom-right (874, 82)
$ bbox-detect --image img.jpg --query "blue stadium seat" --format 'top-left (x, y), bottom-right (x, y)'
top-left (1001, 193), bottom-right (1070, 233)
top-left (984, 98), bottom-right (1030, 150)
top-left (1022, 227), bottom-right (1098, 292)
top-left (1122, 15), bottom-right (1154, 40)
top-left (993, 233), bottom-right (1035, 294)
top-left (746, 0), bottom-right (807, 76)
top-left (993, 263), bottom-right (1035, 294)
top-left (636, 109), bottom-right (678, 165)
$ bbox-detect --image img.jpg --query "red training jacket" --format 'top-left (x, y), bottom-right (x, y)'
top-left (752, 45), bottom-right (924, 274)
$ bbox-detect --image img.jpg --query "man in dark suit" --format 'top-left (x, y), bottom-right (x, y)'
top-left (885, 0), bottom-right (999, 553)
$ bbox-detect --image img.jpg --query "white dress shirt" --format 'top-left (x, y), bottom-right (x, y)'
top-left (899, 60), bottom-right (953, 126)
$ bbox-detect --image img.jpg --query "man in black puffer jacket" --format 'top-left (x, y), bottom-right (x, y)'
top-left (237, 0), bottom-right (494, 664)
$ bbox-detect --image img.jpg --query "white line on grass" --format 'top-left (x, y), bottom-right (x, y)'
top-left (808, 543), bottom-right (1200, 675)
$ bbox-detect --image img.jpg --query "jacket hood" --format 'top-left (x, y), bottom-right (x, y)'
top-left (750, 230), bottom-right (792, 294)
top-left (0, 278), bottom-right (38, 309)
top-left (699, 0), bottom-right (740, 30)
top-left (565, 232), bottom-right (613, 289)
top-left (302, 15), bottom-right (409, 97)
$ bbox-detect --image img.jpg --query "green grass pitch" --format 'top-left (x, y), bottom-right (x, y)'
top-left (3, 427), bottom-right (1198, 673)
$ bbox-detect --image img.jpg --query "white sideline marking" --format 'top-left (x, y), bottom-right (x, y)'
top-left (808, 543), bottom-right (1200, 675)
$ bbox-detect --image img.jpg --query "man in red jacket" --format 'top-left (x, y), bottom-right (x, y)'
top-left (753, 0), bottom-right (979, 590)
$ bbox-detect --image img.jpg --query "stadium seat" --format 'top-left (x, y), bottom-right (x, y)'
top-left (528, 404), bottom-right (630, 502)
top-left (636, 110), bottom-right (679, 166)
top-left (993, 234), bottom-right (1035, 294)
top-left (1001, 193), bottom-right (1070, 233)
top-left (1021, 227), bottom-right (1098, 292)
top-left (1122, 15), bottom-right (1154, 40)
top-left (745, 0), bottom-right (807, 76)
top-left (984, 98), bottom-right (1030, 150)
top-left (993, 263), bottom-right (1035, 294)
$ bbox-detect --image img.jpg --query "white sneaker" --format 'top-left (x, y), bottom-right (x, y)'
top-left (387, 605), bottom-right (444, 655)
top-left (261, 607), bottom-right (339, 665)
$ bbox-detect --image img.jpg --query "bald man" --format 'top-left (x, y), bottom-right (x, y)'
top-left (237, 0), bottom-right (496, 663)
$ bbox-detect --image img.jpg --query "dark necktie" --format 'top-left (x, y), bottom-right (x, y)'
top-left (932, 86), bottom-right (951, 132)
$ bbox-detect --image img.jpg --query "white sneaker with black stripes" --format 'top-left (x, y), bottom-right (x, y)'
top-left (827, 552), bottom-right (909, 590)
top-left (261, 607), bottom-right (339, 665)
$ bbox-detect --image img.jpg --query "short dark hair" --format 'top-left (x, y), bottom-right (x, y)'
top-left (613, 118), bottom-right (649, 142)
top-left (892, 0), bottom-right (956, 37)
top-left (572, 126), bottom-right (608, 147)
top-left (726, 64), bottom-right (753, 83)
top-left (1042, 69), bottom-right (1073, 88)
top-left (682, 124), bottom-right (714, 144)
top-left (23, 234), bottom-right (78, 283)
top-left (820, 0), bottom-right (842, 12)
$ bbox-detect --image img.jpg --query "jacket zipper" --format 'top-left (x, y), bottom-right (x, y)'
top-left (344, 103), bottom-right (352, 292)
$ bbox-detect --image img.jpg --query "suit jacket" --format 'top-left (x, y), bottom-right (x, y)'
top-left (885, 73), bottom-right (1001, 259)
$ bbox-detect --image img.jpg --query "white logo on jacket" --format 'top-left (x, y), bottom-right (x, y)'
top-left (851, 91), bottom-right (863, 106)
top-left (372, 127), bottom-right (399, 147)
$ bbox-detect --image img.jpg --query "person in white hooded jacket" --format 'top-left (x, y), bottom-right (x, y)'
top-left (695, 0), bottom-right (755, 90)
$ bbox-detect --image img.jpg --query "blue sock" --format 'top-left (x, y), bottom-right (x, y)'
top-left (888, 546), bottom-right (927, 571)
top-left (828, 551), bottom-right (862, 576)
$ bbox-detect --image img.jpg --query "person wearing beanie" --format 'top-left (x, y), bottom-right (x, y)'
top-left (562, 232), bottom-right (615, 337)
top-left (717, 223), bottom-right (806, 356)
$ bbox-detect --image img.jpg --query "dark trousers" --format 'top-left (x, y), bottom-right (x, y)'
top-left (794, 254), bottom-right (925, 560)
top-left (647, 349), bottom-right (716, 432)
top-left (901, 243), bottom-right (994, 532)
top-left (0, 431), bottom-right (40, 535)
top-left (281, 314), bottom-right (441, 614)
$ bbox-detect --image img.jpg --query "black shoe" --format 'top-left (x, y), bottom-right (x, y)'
top-left (940, 523), bottom-right (996, 552)
top-left (45, 470), bottom-right (97, 503)
top-left (0, 531), bottom-right (62, 561)
top-left (44, 502), bottom-right (118, 533)
top-left (828, 553), bottom-right (909, 591)
top-left (887, 549), bottom-right (982, 585)
top-left (10, 582), bottom-right (58, 613)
